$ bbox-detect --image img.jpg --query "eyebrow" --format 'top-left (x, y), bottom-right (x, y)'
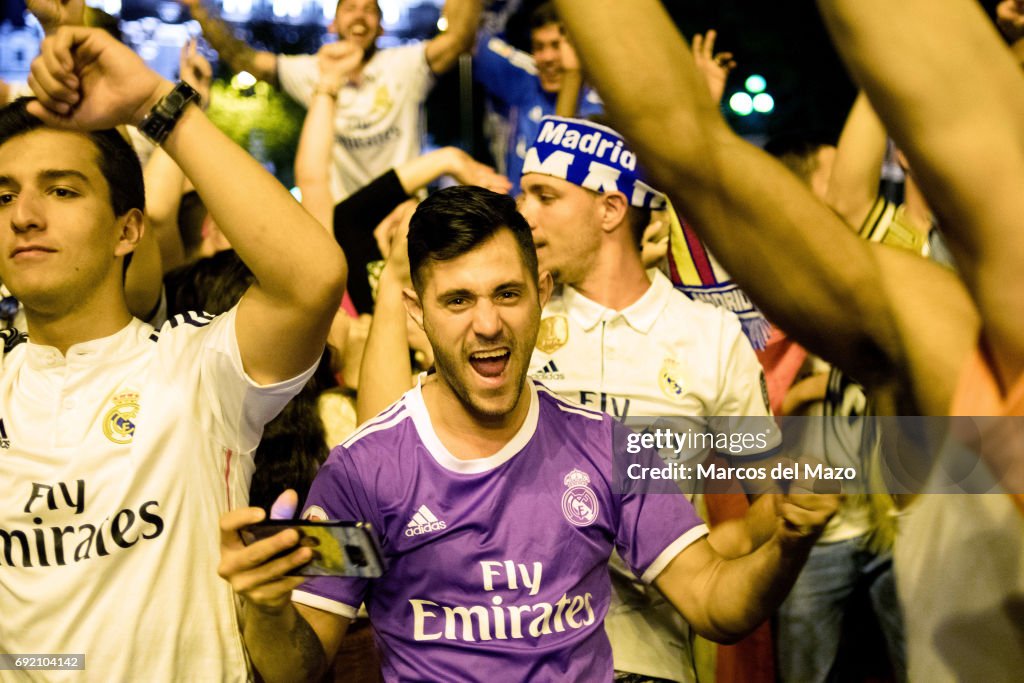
top-left (0, 170), bottom-right (92, 188)
top-left (39, 169), bottom-right (92, 186)
top-left (435, 281), bottom-right (526, 302)
top-left (436, 287), bottom-right (476, 302)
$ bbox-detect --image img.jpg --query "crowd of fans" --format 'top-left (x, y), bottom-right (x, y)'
top-left (1, 0), bottom-right (1023, 681)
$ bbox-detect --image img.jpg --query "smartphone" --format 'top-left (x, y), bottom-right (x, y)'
top-left (240, 520), bottom-right (385, 578)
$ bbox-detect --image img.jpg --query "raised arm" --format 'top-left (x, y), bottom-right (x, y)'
top-left (394, 146), bottom-right (510, 195)
top-left (141, 40), bottom-right (215, 272)
top-left (29, 27), bottom-right (346, 385)
top-left (552, 0), bottom-right (978, 414)
top-left (816, 0), bottom-right (1024, 386)
top-left (356, 203), bottom-right (416, 424)
top-left (294, 42), bottom-right (364, 228)
top-left (691, 29), bottom-right (735, 106)
top-left (425, 0), bottom-right (481, 74)
top-left (554, 34), bottom-right (582, 118)
top-left (824, 92), bottom-right (888, 230)
top-left (180, 0), bottom-right (279, 85)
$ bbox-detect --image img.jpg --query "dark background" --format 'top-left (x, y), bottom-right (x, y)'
top-left (2, 0), bottom-right (1010, 167)
top-left (497, 0), bottom-right (1006, 144)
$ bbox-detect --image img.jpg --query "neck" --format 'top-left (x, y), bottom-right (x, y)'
top-left (571, 240), bottom-right (650, 311)
top-left (24, 284), bottom-right (133, 354)
top-left (422, 374), bottom-right (532, 460)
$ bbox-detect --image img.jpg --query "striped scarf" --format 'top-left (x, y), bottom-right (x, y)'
top-left (665, 201), bottom-right (772, 350)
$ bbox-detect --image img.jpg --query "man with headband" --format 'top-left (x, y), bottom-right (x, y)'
top-left (520, 116), bottom-right (784, 682)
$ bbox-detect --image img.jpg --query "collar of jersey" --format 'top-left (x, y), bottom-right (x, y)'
top-left (562, 269), bottom-right (672, 335)
top-left (408, 374), bottom-right (540, 474)
top-left (25, 318), bottom-right (147, 370)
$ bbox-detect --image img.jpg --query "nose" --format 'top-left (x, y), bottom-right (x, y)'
top-left (517, 195), bottom-right (538, 231)
top-left (10, 191), bottom-right (44, 234)
top-left (536, 46), bottom-right (558, 66)
top-left (471, 300), bottom-right (502, 340)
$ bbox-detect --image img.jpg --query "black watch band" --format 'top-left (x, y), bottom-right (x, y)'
top-left (138, 81), bottom-right (200, 145)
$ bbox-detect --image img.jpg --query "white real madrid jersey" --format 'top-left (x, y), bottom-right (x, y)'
top-left (528, 270), bottom-right (778, 683)
top-left (278, 43), bottom-right (434, 202)
top-left (0, 307), bottom-right (313, 682)
top-left (529, 270), bottom-right (775, 438)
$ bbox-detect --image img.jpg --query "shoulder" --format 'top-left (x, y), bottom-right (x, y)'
top-left (535, 381), bottom-right (607, 427)
top-left (476, 34), bottom-right (537, 74)
top-left (541, 287), bottom-right (568, 315)
top-left (336, 396), bottom-right (415, 458)
top-left (150, 310), bottom-right (220, 345)
top-left (660, 279), bottom-right (744, 341)
top-left (277, 53), bottom-right (317, 74)
top-left (373, 42), bottom-right (427, 68)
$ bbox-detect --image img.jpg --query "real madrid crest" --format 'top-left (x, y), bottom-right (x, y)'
top-left (561, 469), bottom-right (599, 527)
top-left (536, 316), bottom-right (569, 354)
top-left (102, 391), bottom-right (140, 445)
top-left (658, 357), bottom-right (687, 403)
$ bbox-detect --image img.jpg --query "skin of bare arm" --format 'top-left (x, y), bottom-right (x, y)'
top-left (551, 0), bottom-right (979, 415)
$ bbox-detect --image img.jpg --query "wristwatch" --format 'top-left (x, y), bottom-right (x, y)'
top-left (138, 81), bottom-right (200, 145)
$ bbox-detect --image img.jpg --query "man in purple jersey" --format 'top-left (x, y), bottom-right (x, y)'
top-left (218, 186), bottom-right (838, 682)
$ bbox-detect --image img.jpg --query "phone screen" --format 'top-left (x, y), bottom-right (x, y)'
top-left (240, 521), bottom-right (385, 578)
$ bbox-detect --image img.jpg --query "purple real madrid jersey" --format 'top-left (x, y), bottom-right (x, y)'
top-left (293, 379), bottom-right (708, 682)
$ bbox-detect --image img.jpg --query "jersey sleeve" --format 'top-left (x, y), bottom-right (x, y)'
top-left (388, 42), bottom-right (434, 100)
top-left (155, 305), bottom-right (317, 455)
top-left (577, 87), bottom-right (605, 118)
top-left (611, 420), bottom-right (709, 585)
top-left (708, 310), bottom-right (782, 457)
top-left (292, 447), bottom-right (378, 618)
top-left (472, 34), bottom-right (537, 107)
top-left (277, 53), bottom-right (318, 107)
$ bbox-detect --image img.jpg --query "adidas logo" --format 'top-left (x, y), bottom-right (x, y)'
top-left (532, 360), bottom-right (565, 381)
top-left (405, 505), bottom-right (447, 537)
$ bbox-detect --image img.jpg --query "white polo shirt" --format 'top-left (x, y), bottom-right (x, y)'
top-left (0, 307), bottom-right (314, 682)
top-left (278, 43), bottom-right (434, 201)
top-left (529, 269), bottom-right (777, 683)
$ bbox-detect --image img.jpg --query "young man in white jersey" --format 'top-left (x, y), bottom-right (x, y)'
top-left (218, 185), bottom-right (837, 682)
top-left (0, 26), bottom-right (345, 680)
top-left (183, 0), bottom-right (481, 200)
top-left (519, 115), bottom-right (781, 682)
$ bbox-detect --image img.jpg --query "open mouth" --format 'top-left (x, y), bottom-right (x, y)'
top-left (469, 349), bottom-right (511, 379)
top-left (350, 23), bottom-right (368, 37)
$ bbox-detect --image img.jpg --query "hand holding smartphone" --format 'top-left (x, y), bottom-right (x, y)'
top-left (240, 520), bottom-right (385, 578)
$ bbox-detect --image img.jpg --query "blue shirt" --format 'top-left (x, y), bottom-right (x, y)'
top-left (473, 34), bottom-right (604, 192)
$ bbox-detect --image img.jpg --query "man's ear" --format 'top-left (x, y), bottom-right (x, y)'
top-left (537, 270), bottom-right (554, 308)
top-left (598, 192), bottom-right (629, 234)
top-left (114, 208), bottom-right (144, 257)
top-left (403, 287), bottom-right (425, 330)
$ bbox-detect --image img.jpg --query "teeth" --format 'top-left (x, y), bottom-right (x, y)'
top-left (471, 350), bottom-right (508, 360)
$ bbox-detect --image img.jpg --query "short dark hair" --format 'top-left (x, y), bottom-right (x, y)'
top-left (0, 98), bottom-right (145, 217)
top-left (177, 190), bottom-right (208, 261)
top-left (530, 1), bottom-right (560, 31)
top-left (408, 186), bottom-right (538, 293)
top-left (763, 130), bottom-right (836, 187)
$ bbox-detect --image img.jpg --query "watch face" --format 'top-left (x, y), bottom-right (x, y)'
top-left (141, 82), bottom-right (197, 143)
